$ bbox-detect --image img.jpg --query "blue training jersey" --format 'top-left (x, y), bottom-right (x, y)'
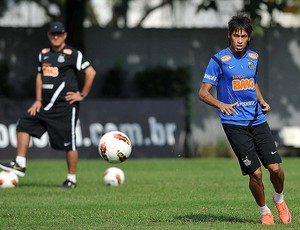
top-left (202, 47), bottom-right (266, 126)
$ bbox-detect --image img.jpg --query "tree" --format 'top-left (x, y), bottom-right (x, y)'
top-left (0, 0), bottom-right (97, 52)
top-left (196, 0), bottom-right (300, 30)
top-left (65, 0), bottom-right (86, 51)
top-left (112, 0), bottom-right (300, 29)
top-left (1, 0), bottom-right (299, 29)
top-left (243, 0), bottom-right (300, 33)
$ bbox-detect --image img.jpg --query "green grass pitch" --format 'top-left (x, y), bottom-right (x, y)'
top-left (0, 158), bottom-right (298, 229)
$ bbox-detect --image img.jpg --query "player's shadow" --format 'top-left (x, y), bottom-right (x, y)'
top-left (175, 213), bottom-right (257, 224)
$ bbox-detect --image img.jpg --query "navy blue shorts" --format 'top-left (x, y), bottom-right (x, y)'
top-left (222, 122), bottom-right (282, 175)
top-left (16, 104), bottom-right (79, 151)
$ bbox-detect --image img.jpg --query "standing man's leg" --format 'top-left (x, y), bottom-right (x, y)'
top-left (0, 131), bottom-right (30, 177)
top-left (14, 131), bottom-right (31, 171)
top-left (66, 150), bottom-right (78, 175)
top-left (17, 131), bottom-right (31, 157)
top-left (61, 150), bottom-right (78, 188)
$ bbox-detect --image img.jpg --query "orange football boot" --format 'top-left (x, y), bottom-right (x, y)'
top-left (261, 212), bottom-right (275, 225)
top-left (273, 196), bottom-right (292, 224)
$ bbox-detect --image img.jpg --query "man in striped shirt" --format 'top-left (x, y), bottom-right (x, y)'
top-left (0, 21), bottom-right (96, 188)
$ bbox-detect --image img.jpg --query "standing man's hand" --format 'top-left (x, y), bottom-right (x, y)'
top-left (28, 100), bottom-right (42, 116)
top-left (65, 91), bottom-right (84, 104)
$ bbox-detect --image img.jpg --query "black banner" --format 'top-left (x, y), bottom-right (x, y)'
top-left (0, 99), bottom-right (186, 159)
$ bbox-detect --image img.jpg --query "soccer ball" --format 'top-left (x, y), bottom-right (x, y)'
top-left (0, 171), bottom-right (19, 188)
top-left (98, 131), bottom-right (132, 163)
top-left (103, 167), bottom-right (125, 186)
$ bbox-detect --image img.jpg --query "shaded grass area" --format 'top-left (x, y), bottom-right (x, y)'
top-left (0, 158), bottom-right (298, 229)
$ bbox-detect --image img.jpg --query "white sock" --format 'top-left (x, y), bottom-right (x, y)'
top-left (259, 204), bottom-right (271, 215)
top-left (273, 192), bottom-right (284, 204)
top-left (16, 156), bottom-right (26, 168)
top-left (67, 174), bottom-right (76, 183)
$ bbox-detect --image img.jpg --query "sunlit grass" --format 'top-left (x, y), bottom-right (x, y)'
top-left (0, 158), bottom-right (298, 229)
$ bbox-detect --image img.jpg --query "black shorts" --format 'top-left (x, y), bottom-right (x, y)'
top-left (222, 122), bottom-right (282, 175)
top-left (17, 104), bottom-right (79, 151)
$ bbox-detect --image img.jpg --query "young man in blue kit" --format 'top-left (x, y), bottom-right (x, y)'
top-left (0, 22), bottom-right (96, 188)
top-left (198, 13), bottom-right (291, 225)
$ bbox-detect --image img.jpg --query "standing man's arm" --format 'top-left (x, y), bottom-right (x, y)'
top-left (256, 83), bottom-right (270, 113)
top-left (65, 66), bottom-right (96, 104)
top-left (28, 73), bottom-right (43, 116)
top-left (80, 66), bottom-right (96, 99)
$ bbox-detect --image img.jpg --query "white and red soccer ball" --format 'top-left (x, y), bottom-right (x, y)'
top-left (98, 131), bottom-right (132, 163)
top-left (103, 167), bottom-right (125, 186)
top-left (0, 171), bottom-right (19, 188)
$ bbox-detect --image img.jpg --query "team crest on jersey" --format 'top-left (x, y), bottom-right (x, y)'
top-left (221, 55), bottom-right (231, 62)
top-left (57, 54), bottom-right (65, 63)
top-left (63, 49), bottom-right (73, 55)
top-left (248, 61), bottom-right (255, 70)
top-left (248, 53), bottom-right (258, 60)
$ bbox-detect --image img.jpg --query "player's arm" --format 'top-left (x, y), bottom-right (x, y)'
top-left (256, 83), bottom-right (270, 113)
top-left (27, 73), bottom-right (42, 116)
top-left (198, 83), bottom-right (238, 115)
top-left (66, 65), bottom-right (96, 104)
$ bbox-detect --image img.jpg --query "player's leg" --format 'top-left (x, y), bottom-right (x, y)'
top-left (222, 123), bottom-right (274, 225)
top-left (248, 167), bottom-right (274, 225)
top-left (249, 167), bottom-right (265, 206)
top-left (254, 122), bottom-right (292, 224)
top-left (267, 163), bottom-right (284, 194)
top-left (267, 161), bottom-right (291, 224)
top-left (268, 164), bottom-right (291, 224)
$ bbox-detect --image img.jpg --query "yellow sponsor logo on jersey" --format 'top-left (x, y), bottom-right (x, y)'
top-left (232, 78), bottom-right (254, 91)
top-left (42, 66), bottom-right (59, 77)
top-left (221, 55), bottom-right (231, 62)
top-left (248, 53), bottom-right (258, 60)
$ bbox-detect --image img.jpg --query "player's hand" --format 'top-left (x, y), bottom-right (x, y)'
top-left (218, 102), bottom-right (238, 115)
top-left (260, 101), bottom-right (271, 114)
top-left (27, 100), bottom-right (42, 116)
top-left (65, 91), bottom-right (84, 104)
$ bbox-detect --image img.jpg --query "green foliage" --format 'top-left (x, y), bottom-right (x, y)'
top-left (243, 0), bottom-right (300, 30)
top-left (101, 66), bottom-right (128, 98)
top-left (198, 138), bottom-right (234, 158)
top-left (134, 66), bottom-right (192, 99)
top-left (0, 158), bottom-right (299, 229)
top-left (133, 66), bottom-right (193, 142)
top-left (0, 59), bottom-right (12, 97)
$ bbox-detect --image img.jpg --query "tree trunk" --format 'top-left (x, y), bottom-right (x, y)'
top-left (65, 0), bottom-right (86, 52)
